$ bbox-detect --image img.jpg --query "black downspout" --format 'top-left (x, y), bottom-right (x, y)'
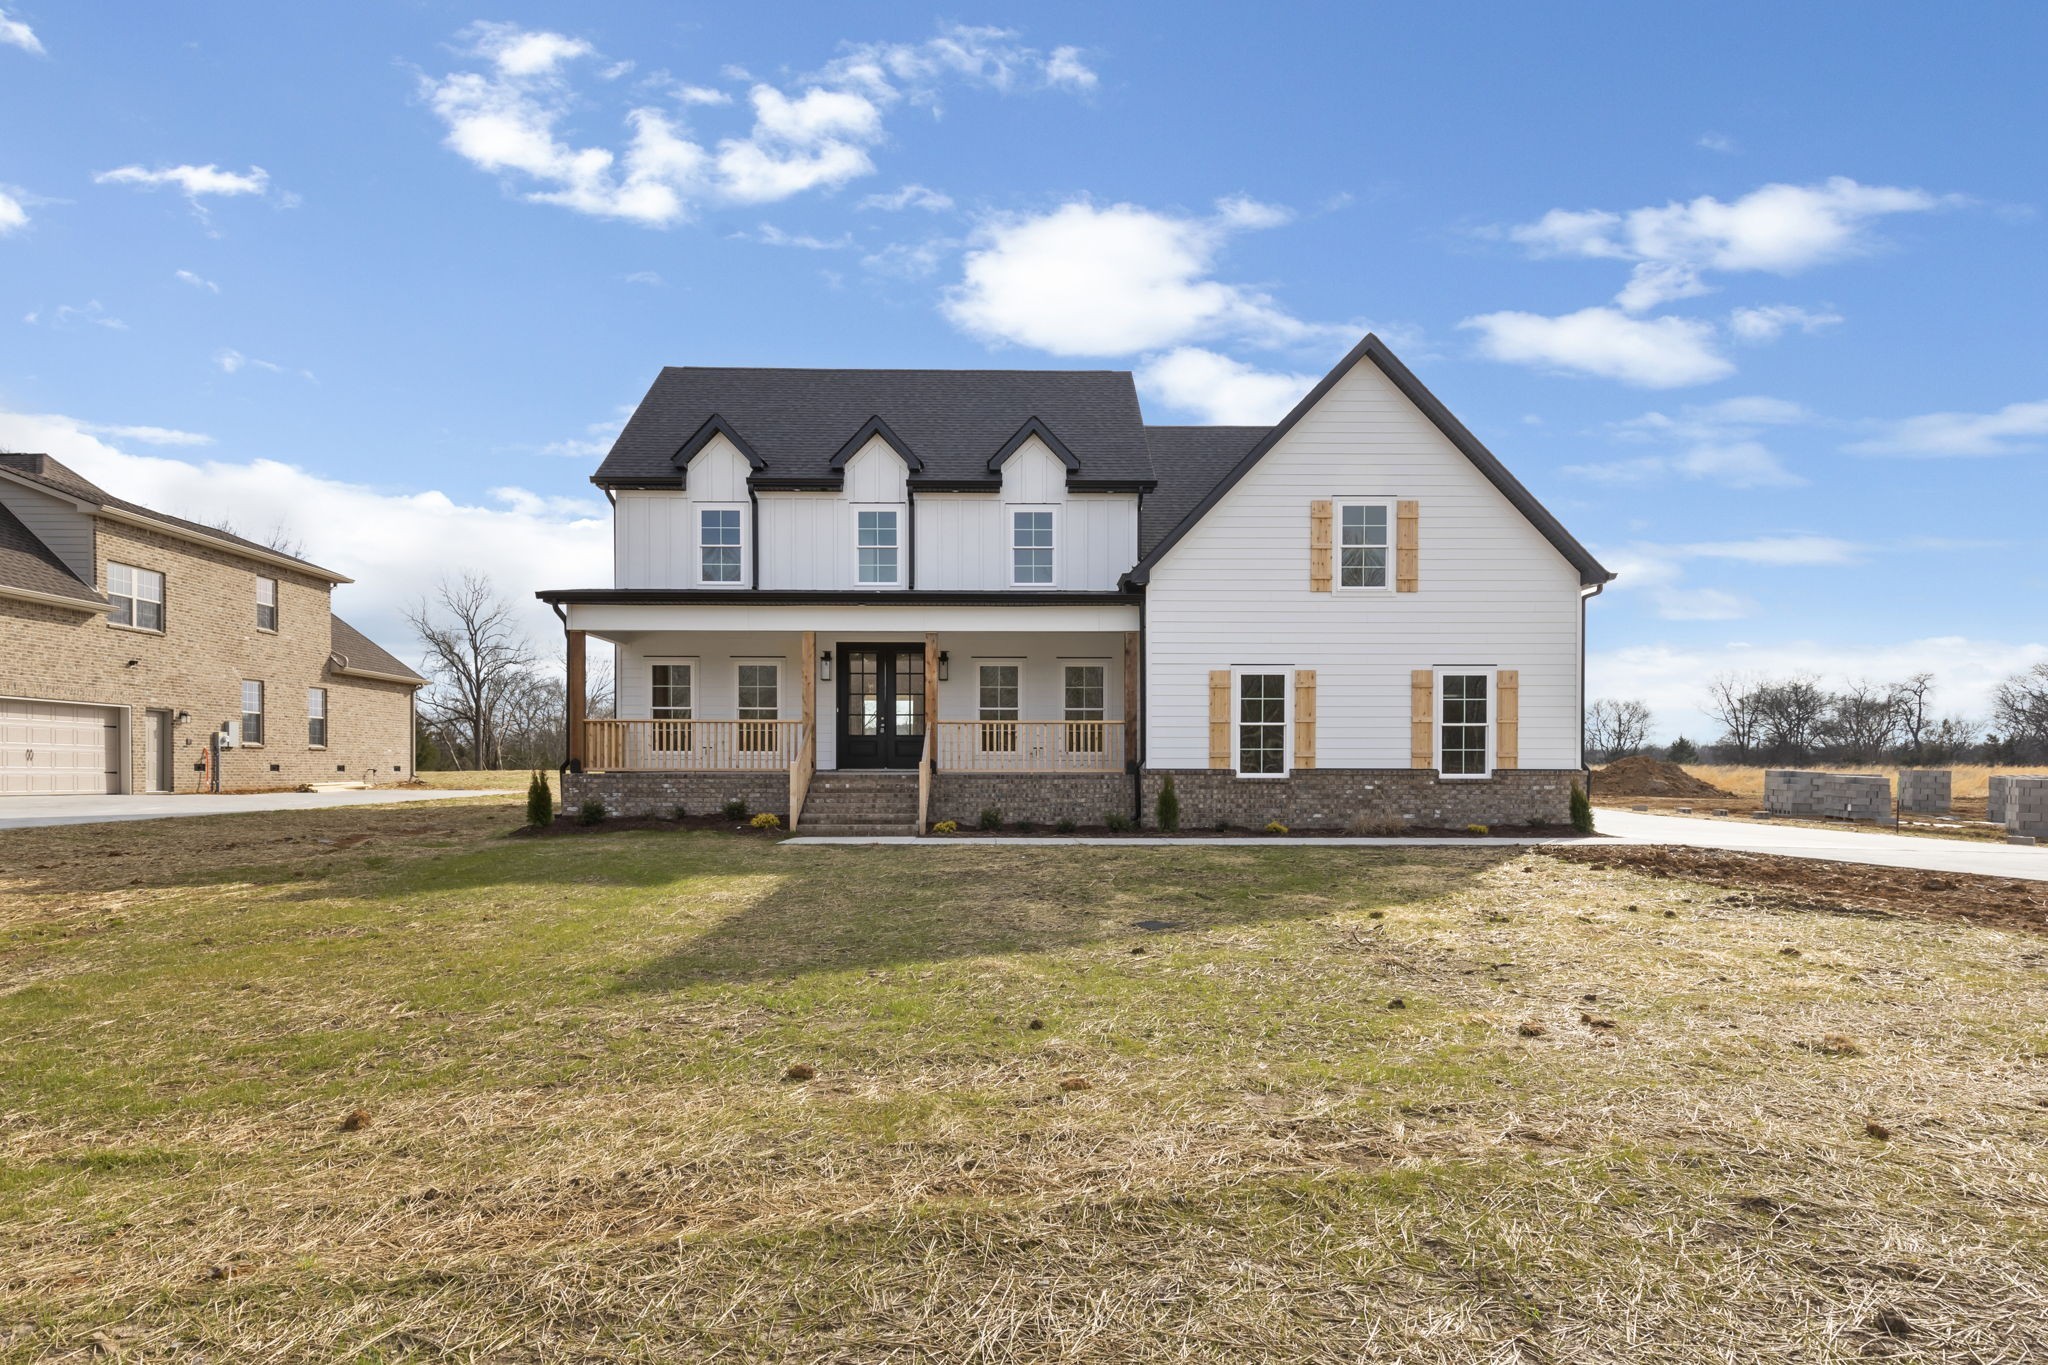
top-left (747, 486), bottom-right (761, 589)
top-left (1132, 590), bottom-right (1146, 827)
top-left (906, 486), bottom-right (917, 590)
top-left (549, 600), bottom-right (572, 777)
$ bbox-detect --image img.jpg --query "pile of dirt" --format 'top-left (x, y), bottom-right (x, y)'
top-left (1592, 755), bottom-right (1732, 798)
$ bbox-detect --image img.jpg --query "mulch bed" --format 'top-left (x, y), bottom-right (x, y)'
top-left (509, 814), bottom-right (785, 839)
top-left (928, 823), bottom-right (1582, 839)
top-left (1544, 842), bottom-right (2048, 936)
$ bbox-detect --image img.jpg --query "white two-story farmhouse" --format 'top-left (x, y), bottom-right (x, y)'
top-left (540, 335), bottom-right (1613, 833)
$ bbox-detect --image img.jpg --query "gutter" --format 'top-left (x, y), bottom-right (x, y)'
top-left (0, 583), bottom-right (112, 613)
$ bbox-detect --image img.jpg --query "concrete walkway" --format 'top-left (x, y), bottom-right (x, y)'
top-left (0, 788), bottom-right (500, 831)
top-left (789, 810), bottom-right (2048, 883)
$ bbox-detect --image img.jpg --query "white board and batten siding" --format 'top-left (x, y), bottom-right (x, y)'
top-left (1144, 357), bottom-right (1585, 770)
top-left (615, 432), bottom-right (1138, 592)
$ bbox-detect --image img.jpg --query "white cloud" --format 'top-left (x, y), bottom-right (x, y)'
top-left (0, 188), bottom-right (26, 232)
top-left (1697, 132), bottom-right (1737, 154)
top-left (1847, 399), bottom-right (2048, 457)
top-left (752, 223), bottom-right (851, 250)
top-left (860, 237), bottom-right (955, 279)
top-left (1573, 399), bottom-right (1813, 489)
top-left (1212, 195), bottom-right (1293, 230)
top-left (1599, 535), bottom-right (1878, 623)
top-left (27, 301), bottom-right (127, 331)
top-left (943, 198), bottom-right (1338, 356)
top-left (0, 404), bottom-right (610, 652)
top-left (0, 7), bottom-right (42, 55)
top-left (1678, 535), bottom-right (1864, 566)
top-left (1649, 587), bottom-right (1753, 621)
top-left (174, 268), bottom-right (219, 293)
top-left (1729, 303), bottom-right (1842, 343)
top-left (1461, 306), bottom-right (1733, 387)
top-left (622, 270), bottom-right (664, 286)
top-left (74, 421), bottom-right (214, 447)
top-left (94, 163), bottom-right (270, 198)
top-left (422, 22), bottom-right (1091, 227)
top-left (541, 408), bottom-right (631, 459)
top-left (1044, 46), bottom-right (1096, 91)
top-left (214, 348), bottom-right (308, 378)
top-left (1137, 347), bottom-right (1315, 424)
top-left (858, 183), bottom-right (954, 212)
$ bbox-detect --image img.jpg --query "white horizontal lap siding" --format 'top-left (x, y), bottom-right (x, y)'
top-left (618, 634), bottom-right (798, 720)
top-left (1144, 358), bottom-right (1583, 770)
top-left (933, 632), bottom-right (1126, 724)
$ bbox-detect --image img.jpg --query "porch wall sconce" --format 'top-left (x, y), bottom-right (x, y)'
top-left (175, 710), bottom-right (191, 724)
top-left (937, 650), bottom-right (950, 682)
top-left (818, 649), bottom-right (833, 682)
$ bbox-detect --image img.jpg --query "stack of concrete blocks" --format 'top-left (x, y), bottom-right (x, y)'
top-left (1897, 769), bottom-right (1952, 815)
top-left (1988, 775), bottom-right (2017, 825)
top-left (2006, 776), bottom-right (2048, 841)
top-left (1763, 770), bottom-right (1896, 825)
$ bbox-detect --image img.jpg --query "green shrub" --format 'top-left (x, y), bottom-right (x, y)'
top-left (1156, 775), bottom-right (1180, 833)
top-left (1570, 781), bottom-right (1595, 834)
top-left (576, 799), bottom-right (607, 826)
top-left (671, 804), bottom-right (689, 821)
top-left (978, 806), bottom-right (1003, 830)
top-left (1054, 817), bottom-right (1077, 834)
top-left (749, 811), bottom-right (781, 831)
top-left (722, 798), bottom-right (748, 820)
top-left (1665, 736), bottom-right (1700, 764)
top-left (1103, 811), bottom-right (1132, 832)
top-left (1465, 823), bottom-right (1491, 836)
top-left (525, 770), bottom-right (552, 827)
top-left (932, 819), bottom-right (959, 835)
top-left (1264, 820), bottom-right (1290, 836)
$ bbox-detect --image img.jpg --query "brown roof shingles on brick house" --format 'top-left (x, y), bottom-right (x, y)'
top-left (330, 616), bottom-right (426, 685)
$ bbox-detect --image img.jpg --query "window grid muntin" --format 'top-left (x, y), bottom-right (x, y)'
top-left (650, 662), bottom-right (693, 752)
top-left (307, 687), bottom-right (327, 747)
top-left (1440, 673), bottom-right (1491, 776)
top-left (1237, 672), bottom-right (1288, 775)
top-left (979, 662), bottom-right (1020, 752)
top-left (1011, 510), bottom-right (1054, 585)
top-left (256, 576), bottom-right (279, 631)
top-left (1338, 501), bottom-right (1390, 589)
top-left (240, 680), bottom-right (265, 746)
top-left (856, 509), bottom-right (899, 584)
top-left (1064, 663), bottom-right (1106, 752)
top-left (737, 662), bottom-right (779, 752)
top-left (700, 508), bottom-right (743, 583)
top-left (108, 562), bottom-right (165, 630)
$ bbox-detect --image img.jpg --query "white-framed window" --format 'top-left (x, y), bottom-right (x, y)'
top-left (307, 687), bottom-right (327, 747)
top-left (1335, 499), bottom-right (1394, 591)
top-left (978, 660), bottom-right (1021, 752)
top-left (1234, 667), bottom-right (1292, 777)
top-left (1436, 666), bottom-right (1495, 779)
top-left (737, 661), bottom-right (780, 752)
top-left (698, 506), bottom-right (745, 584)
top-left (1010, 508), bottom-right (1055, 586)
top-left (107, 562), bottom-right (165, 631)
top-left (650, 659), bottom-right (694, 752)
top-left (855, 508), bottom-right (900, 585)
top-left (1063, 662), bottom-right (1106, 754)
top-left (241, 680), bottom-right (265, 746)
top-left (256, 575), bottom-right (279, 631)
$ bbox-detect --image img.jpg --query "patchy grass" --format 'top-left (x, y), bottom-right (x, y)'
top-left (411, 769), bottom-right (538, 791)
top-left (3, 800), bottom-right (2047, 1362)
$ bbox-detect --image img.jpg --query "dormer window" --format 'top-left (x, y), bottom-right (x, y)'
top-left (856, 509), bottom-right (900, 585)
top-left (698, 507), bottom-right (744, 584)
top-left (1011, 509), bottom-right (1055, 586)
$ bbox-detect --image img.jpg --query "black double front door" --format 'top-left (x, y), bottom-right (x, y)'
top-left (836, 643), bottom-right (927, 768)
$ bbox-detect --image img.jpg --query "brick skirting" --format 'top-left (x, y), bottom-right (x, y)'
top-left (1140, 768), bottom-right (1579, 830)
top-left (931, 771), bottom-right (1137, 827)
top-left (564, 770), bottom-right (790, 819)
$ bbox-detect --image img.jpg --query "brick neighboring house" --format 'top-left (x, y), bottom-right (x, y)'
top-left (0, 453), bottom-right (424, 795)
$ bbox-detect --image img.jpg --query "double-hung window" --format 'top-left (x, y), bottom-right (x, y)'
top-left (978, 662), bottom-right (1020, 753)
top-left (1336, 500), bottom-right (1393, 590)
top-left (737, 663), bottom-right (779, 752)
top-left (1236, 670), bottom-right (1289, 776)
top-left (241, 681), bottom-right (265, 746)
top-left (1063, 663), bottom-right (1106, 753)
top-left (307, 687), bottom-right (327, 747)
top-left (699, 507), bottom-right (744, 584)
top-left (1010, 509), bottom-right (1055, 586)
top-left (1438, 669), bottom-right (1493, 778)
top-left (256, 576), bottom-right (279, 630)
top-left (856, 509), bottom-right (900, 585)
top-left (651, 661), bottom-right (693, 752)
top-left (107, 562), bottom-right (165, 631)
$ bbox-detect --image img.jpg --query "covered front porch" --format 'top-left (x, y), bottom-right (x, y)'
top-left (552, 594), bottom-right (1142, 829)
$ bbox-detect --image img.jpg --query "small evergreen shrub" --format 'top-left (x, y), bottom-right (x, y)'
top-left (1156, 776), bottom-right (1180, 833)
top-left (1013, 819), bottom-right (1038, 833)
top-left (576, 799), bottom-right (607, 826)
top-left (978, 806), bottom-right (1003, 830)
top-left (749, 812), bottom-right (781, 830)
top-left (525, 770), bottom-right (552, 827)
top-left (722, 798), bottom-right (748, 820)
top-left (1264, 820), bottom-right (1290, 836)
top-left (1665, 736), bottom-right (1700, 764)
top-left (1054, 817), bottom-right (1077, 834)
top-left (932, 819), bottom-right (959, 834)
top-left (1570, 781), bottom-right (1595, 834)
top-left (671, 803), bottom-right (689, 821)
top-left (1103, 811), bottom-right (1132, 832)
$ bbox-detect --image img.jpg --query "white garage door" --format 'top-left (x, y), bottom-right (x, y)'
top-left (0, 699), bottom-right (121, 796)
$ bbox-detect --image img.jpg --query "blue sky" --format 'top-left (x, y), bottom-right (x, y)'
top-left (2, 3), bottom-right (2043, 738)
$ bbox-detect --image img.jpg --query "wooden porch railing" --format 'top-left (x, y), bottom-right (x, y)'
top-left (582, 719), bottom-right (807, 772)
top-left (789, 724), bottom-right (814, 830)
top-left (935, 720), bottom-right (1126, 773)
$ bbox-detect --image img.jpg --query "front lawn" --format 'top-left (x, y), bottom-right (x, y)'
top-left (2, 799), bottom-right (2045, 1361)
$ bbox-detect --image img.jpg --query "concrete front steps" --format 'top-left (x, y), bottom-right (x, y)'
top-left (797, 770), bottom-right (921, 836)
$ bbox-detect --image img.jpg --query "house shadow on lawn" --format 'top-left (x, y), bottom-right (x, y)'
top-left (613, 842), bottom-right (1522, 990)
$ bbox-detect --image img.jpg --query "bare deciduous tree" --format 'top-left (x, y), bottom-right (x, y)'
top-left (1705, 674), bottom-right (1763, 759)
top-left (1824, 679), bottom-right (1905, 763)
top-left (1585, 698), bottom-right (1653, 763)
top-left (407, 574), bottom-right (536, 770)
top-left (1994, 663), bottom-right (2048, 760)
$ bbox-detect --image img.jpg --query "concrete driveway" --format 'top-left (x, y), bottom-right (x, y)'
top-left (1593, 808), bottom-right (2048, 883)
top-left (0, 788), bottom-right (501, 831)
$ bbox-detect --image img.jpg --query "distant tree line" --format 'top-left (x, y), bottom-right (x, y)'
top-left (1586, 662), bottom-right (2048, 766)
top-left (407, 573), bottom-right (611, 771)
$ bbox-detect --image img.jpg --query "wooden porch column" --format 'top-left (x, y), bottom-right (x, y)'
top-left (925, 631), bottom-right (940, 728)
top-left (1122, 630), bottom-right (1141, 766)
top-left (566, 628), bottom-right (587, 768)
top-left (801, 630), bottom-right (817, 764)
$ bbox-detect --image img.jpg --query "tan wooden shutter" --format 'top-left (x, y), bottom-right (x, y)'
top-left (1309, 500), bottom-right (1333, 592)
top-left (1293, 670), bottom-right (1316, 770)
top-left (1410, 669), bottom-right (1435, 769)
top-left (1208, 670), bottom-right (1232, 769)
top-left (1396, 500), bottom-right (1420, 593)
top-left (1495, 669), bottom-right (1518, 771)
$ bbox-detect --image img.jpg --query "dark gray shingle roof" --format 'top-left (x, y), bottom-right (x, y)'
top-left (595, 368), bottom-right (1155, 487)
top-left (0, 499), bottom-right (103, 606)
top-left (329, 616), bottom-right (425, 684)
top-left (1139, 426), bottom-right (1269, 558)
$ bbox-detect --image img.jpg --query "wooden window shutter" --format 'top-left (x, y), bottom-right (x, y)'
top-left (1208, 670), bottom-right (1232, 769)
top-left (1410, 669), bottom-right (1434, 769)
top-left (1396, 500), bottom-right (1420, 592)
top-left (1495, 670), bottom-right (1519, 770)
top-left (1293, 670), bottom-right (1317, 770)
top-left (1309, 500), bottom-right (1333, 592)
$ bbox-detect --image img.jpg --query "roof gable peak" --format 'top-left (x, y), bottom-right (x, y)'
top-left (829, 415), bottom-right (923, 472)
top-left (671, 414), bottom-right (768, 473)
top-left (988, 417), bottom-right (1081, 475)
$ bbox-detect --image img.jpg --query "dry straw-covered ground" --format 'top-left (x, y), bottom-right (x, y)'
top-left (3, 796), bottom-right (2047, 1362)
